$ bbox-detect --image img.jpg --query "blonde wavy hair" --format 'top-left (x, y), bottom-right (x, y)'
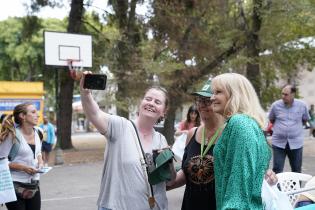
top-left (211, 73), bottom-right (266, 128)
top-left (0, 114), bottom-right (16, 143)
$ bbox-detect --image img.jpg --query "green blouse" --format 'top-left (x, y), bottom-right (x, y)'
top-left (214, 114), bottom-right (271, 210)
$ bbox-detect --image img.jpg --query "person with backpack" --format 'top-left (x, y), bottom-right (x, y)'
top-left (0, 102), bottom-right (43, 210)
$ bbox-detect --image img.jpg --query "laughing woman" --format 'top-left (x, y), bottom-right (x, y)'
top-left (211, 73), bottom-right (271, 210)
top-left (79, 73), bottom-right (176, 210)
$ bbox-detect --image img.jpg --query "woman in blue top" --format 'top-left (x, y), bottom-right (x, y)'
top-left (211, 73), bottom-right (271, 210)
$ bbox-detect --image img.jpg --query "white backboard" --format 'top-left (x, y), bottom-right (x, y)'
top-left (44, 31), bottom-right (92, 67)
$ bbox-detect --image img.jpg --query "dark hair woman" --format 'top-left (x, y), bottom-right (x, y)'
top-left (175, 105), bottom-right (200, 137)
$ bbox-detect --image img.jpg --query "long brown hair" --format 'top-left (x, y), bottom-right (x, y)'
top-left (183, 105), bottom-right (200, 129)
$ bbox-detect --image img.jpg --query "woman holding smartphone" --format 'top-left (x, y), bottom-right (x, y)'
top-left (79, 73), bottom-right (176, 210)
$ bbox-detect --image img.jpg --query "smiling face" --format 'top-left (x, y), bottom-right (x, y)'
top-left (211, 82), bottom-right (229, 116)
top-left (195, 96), bottom-right (215, 121)
top-left (139, 88), bottom-right (167, 122)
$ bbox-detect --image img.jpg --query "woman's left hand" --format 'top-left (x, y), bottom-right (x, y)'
top-left (265, 169), bottom-right (278, 185)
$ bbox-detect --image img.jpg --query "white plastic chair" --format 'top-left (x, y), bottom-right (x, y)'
top-left (276, 172), bottom-right (313, 207)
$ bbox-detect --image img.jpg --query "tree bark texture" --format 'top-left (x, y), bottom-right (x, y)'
top-left (57, 0), bottom-right (84, 149)
top-left (111, 0), bottom-right (142, 118)
top-left (246, 0), bottom-right (262, 97)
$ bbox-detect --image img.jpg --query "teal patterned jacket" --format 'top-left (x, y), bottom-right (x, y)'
top-left (214, 114), bottom-right (271, 210)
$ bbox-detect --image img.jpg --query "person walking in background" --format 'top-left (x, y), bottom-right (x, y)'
top-left (39, 116), bottom-right (56, 167)
top-left (174, 105), bottom-right (200, 137)
top-left (309, 104), bottom-right (315, 137)
top-left (0, 102), bottom-right (43, 210)
top-left (211, 73), bottom-right (271, 209)
top-left (269, 84), bottom-right (310, 173)
top-left (79, 72), bottom-right (176, 210)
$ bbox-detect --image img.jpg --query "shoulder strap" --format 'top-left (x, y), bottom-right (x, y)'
top-left (130, 120), bottom-right (155, 201)
top-left (185, 127), bottom-right (198, 146)
top-left (34, 127), bottom-right (43, 141)
top-left (8, 128), bottom-right (22, 161)
top-left (130, 121), bottom-right (147, 159)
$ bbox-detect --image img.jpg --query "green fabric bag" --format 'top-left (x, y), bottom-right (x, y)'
top-left (148, 149), bottom-right (174, 185)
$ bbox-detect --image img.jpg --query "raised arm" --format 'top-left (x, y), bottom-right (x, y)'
top-left (79, 73), bottom-right (110, 134)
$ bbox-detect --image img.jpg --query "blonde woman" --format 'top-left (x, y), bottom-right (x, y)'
top-left (211, 73), bottom-right (271, 209)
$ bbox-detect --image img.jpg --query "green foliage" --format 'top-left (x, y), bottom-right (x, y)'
top-left (1, 0), bottom-right (315, 139)
top-left (0, 17), bottom-right (66, 110)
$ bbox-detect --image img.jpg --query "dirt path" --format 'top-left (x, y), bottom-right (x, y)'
top-left (48, 132), bottom-right (106, 166)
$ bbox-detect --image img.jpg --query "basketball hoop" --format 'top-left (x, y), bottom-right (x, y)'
top-left (68, 59), bottom-right (83, 81)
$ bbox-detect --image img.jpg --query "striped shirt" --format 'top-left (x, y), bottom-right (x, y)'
top-left (269, 99), bottom-right (310, 149)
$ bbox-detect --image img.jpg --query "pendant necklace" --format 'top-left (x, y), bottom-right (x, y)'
top-left (186, 124), bottom-right (226, 184)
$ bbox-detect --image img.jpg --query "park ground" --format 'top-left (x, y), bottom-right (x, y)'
top-left (1, 131), bottom-right (315, 210)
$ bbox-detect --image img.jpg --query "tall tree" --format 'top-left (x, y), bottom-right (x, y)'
top-left (149, 0), bottom-right (245, 143)
top-left (107, 0), bottom-right (148, 118)
top-left (245, 0), bottom-right (263, 96)
top-left (57, 0), bottom-right (85, 149)
top-left (148, 0), bottom-right (315, 143)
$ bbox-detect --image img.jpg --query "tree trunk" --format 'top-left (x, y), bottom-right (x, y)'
top-left (116, 82), bottom-right (129, 118)
top-left (163, 104), bottom-right (177, 145)
top-left (162, 89), bottom-right (184, 145)
top-left (246, 0), bottom-right (262, 97)
top-left (57, 0), bottom-right (84, 149)
top-left (58, 69), bottom-right (74, 149)
top-left (110, 0), bottom-right (142, 119)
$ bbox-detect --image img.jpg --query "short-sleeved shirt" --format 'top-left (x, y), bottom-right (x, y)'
top-left (39, 122), bottom-right (55, 144)
top-left (97, 115), bottom-right (169, 210)
top-left (269, 99), bottom-right (310, 149)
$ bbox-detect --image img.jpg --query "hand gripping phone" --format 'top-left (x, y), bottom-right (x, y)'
top-left (83, 74), bottom-right (107, 90)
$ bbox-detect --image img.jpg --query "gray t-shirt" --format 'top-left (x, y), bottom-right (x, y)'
top-left (97, 115), bottom-right (169, 210)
